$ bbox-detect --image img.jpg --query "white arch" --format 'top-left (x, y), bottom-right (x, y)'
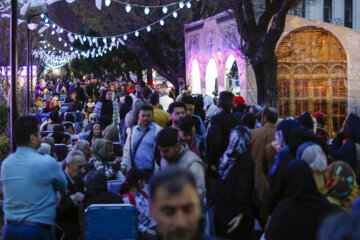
top-left (190, 59), bottom-right (201, 94)
top-left (205, 59), bottom-right (218, 97)
top-left (224, 55), bottom-right (240, 94)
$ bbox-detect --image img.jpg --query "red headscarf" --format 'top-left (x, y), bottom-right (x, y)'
top-left (234, 96), bottom-right (245, 106)
top-left (45, 99), bottom-right (55, 111)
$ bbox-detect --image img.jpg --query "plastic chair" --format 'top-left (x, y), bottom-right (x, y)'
top-left (85, 204), bottom-right (138, 240)
top-left (79, 131), bottom-right (90, 140)
top-left (73, 122), bottom-right (82, 134)
top-left (107, 180), bottom-right (124, 195)
top-left (53, 144), bottom-right (69, 162)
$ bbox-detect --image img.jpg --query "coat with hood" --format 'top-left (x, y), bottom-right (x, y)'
top-left (266, 160), bottom-right (339, 240)
top-left (160, 144), bottom-right (205, 199)
top-left (330, 113), bottom-right (360, 183)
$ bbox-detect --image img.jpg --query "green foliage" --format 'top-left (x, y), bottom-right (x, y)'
top-left (0, 136), bottom-right (10, 162)
top-left (0, 104), bottom-right (9, 134)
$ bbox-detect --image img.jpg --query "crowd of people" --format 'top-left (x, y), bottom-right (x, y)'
top-left (2, 75), bottom-right (360, 240)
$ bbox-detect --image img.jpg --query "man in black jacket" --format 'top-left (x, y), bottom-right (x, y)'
top-left (55, 151), bottom-right (86, 240)
top-left (206, 91), bottom-right (239, 204)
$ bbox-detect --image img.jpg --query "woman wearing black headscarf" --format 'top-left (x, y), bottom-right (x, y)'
top-left (93, 90), bottom-right (120, 128)
top-left (266, 160), bottom-right (339, 240)
top-left (214, 125), bottom-right (255, 240)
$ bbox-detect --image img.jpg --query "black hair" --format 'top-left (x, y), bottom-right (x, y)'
top-left (53, 131), bottom-right (70, 144)
top-left (218, 91), bottom-right (234, 111)
top-left (156, 127), bottom-right (179, 147)
top-left (148, 93), bottom-right (160, 106)
top-left (15, 116), bottom-right (39, 146)
top-left (141, 87), bottom-right (152, 100)
top-left (49, 110), bottom-right (60, 123)
top-left (262, 107), bottom-right (278, 124)
top-left (241, 113), bottom-right (256, 129)
top-left (84, 171), bottom-right (108, 193)
top-left (53, 125), bottom-right (65, 132)
top-left (119, 168), bottom-right (146, 195)
top-left (65, 113), bottom-right (75, 123)
top-left (180, 95), bottom-right (195, 105)
top-left (149, 166), bottom-right (197, 200)
top-left (178, 115), bottom-right (194, 133)
top-left (139, 104), bottom-right (154, 112)
top-left (168, 101), bottom-right (186, 114)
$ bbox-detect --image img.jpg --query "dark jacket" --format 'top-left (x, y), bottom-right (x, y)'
top-left (214, 153), bottom-right (255, 240)
top-left (266, 161), bottom-right (339, 240)
top-left (55, 173), bottom-right (85, 240)
top-left (83, 191), bottom-right (123, 210)
top-left (207, 111), bottom-right (239, 170)
top-left (330, 113), bottom-right (360, 182)
top-left (206, 111), bottom-right (239, 204)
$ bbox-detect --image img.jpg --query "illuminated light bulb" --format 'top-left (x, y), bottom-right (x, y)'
top-left (47, 44), bottom-right (50, 47)
top-left (123, 34), bottom-right (128, 40)
top-left (40, 33), bottom-right (43, 37)
top-left (41, 14), bottom-right (45, 18)
top-left (146, 26), bottom-right (151, 32)
top-left (64, 43), bottom-right (67, 47)
top-left (160, 19), bottom-right (164, 26)
top-left (162, 6), bottom-right (168, 14)
top-left (82, 36), bottom-right (86, 41)
top-left (104, 50), bottom-right (107, 54)
top-left (45, 18), bottom-right (49, 23)
top-left (186, 2), bottom-right (191, 8)
top-left (111, 37), bottom-right (116, 42)
top-left (144, 7), bottom-right (150, 15)
top-left (53, 47), bottom-right (55, 50)
top-left (58, 37), bottom-right (62, 41)
top-left (179, 2), bottom-right (184, 8)
top-left (92, 38), bottom-right (97, 43)
top-left (103, 38), bottom-right (107, 44)
top-left (70, 47), bottom-right (73, 51)
top-left (173, 11), bottom-right (178, 18)
top-left (125, 4), bottom-right (131, 12)
top-left (60, 28), bottom-right (64, 33)
top-left (51, 30), bottom-right (55, 35)
top-left (105, 0), bottom-right (111, 7)
top-left (52, 23), bottom-right (56, 28)
top-left (74, 35), bottom-right (78, 40)
top-left (135, 31), bottom-right (139, 37)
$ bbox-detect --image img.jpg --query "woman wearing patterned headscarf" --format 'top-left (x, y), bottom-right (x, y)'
top-left (214, 125), bottom-right (255, 240)
top-left (324, 161), bottom-right (359, 212)
top-left (89, 139), bottom-right (119, 180)
top-left (297, 142), bottom-right (328, 194)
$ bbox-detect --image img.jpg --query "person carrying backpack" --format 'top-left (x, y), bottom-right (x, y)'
top-left (119, 168), bottom-right (156, 239)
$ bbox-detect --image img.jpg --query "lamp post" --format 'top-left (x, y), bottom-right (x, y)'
top-left (10, 0), bottom-right (18, 152)
top-left (26, 13), bottom-right (43, 115)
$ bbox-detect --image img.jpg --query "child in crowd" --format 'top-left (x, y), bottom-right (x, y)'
top-left (119, 168), bottom-right (156, 239)
top-left (84, 97), bottom-right (96, 117)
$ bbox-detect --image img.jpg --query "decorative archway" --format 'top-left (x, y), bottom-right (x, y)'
top-left (276, 26), bottom-right (348, 136)
top-left (224, 55), bottom-right (240, 95)
top-left (205, 59), bottom-right (218, 97)
top-left (190, 59), bottom-right (201, 94)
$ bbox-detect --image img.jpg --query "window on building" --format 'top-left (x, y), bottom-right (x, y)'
top-left (324, 0), bottom-right (332, 23)
top-left (345, 0), bottom-right (353, 28)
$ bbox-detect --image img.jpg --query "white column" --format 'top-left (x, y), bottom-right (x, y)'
top-left (305, 0), bottom-right (324, 21)
top-left (353, 0), bottom-right (360, 30)
top-left (332, 0), bottom-right (345, 26)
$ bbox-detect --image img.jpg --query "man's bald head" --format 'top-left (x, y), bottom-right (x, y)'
top-left (74, 140), bottom-right (90, 160)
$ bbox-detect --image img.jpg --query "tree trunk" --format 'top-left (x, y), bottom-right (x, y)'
top-left (251, 52), bottom-right (278, 108)
top-left (146, 66), bottom-right (153, 86)
top-left (136, 68), bottom-right (143, 83)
